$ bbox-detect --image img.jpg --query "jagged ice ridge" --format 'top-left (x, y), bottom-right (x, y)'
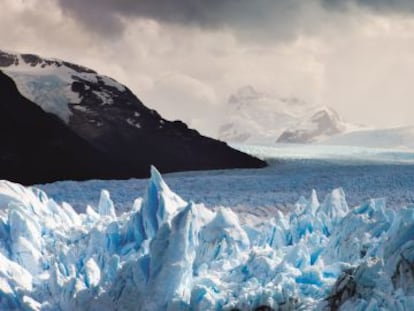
top-left (0, 167), bottom-right (413, 310)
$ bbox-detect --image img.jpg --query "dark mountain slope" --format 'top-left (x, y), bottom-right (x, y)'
top-left (0, 51), bottom-right (265, 184)
top-left (0, 71), bottom-right (132, 184)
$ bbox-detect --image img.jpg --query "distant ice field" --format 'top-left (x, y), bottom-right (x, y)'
top-left (38, 144), bottom-right (414, 216)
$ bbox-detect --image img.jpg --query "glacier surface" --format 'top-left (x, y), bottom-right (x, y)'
top-left (1, 166), bottom-right (414, 310)
top-left (39, 144), bottom-right (414, 216)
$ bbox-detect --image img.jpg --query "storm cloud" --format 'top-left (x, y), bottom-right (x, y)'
top-left (56, 0), bottom-right (414, 39)
top-left (323, 0), bottom-right (414, 12)
top-left (2, 0), bottom-right (414, 136)
top-left (56, 0), bottom-right (320, 40)
top-left (56, 0), bottom-right (314, 28)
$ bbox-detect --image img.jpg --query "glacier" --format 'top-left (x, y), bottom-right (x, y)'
top-left (0, 167), bottom-right (414, 310)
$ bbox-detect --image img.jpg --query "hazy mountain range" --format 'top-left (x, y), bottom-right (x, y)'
top-left (218, 86), bottom-right (414, 150)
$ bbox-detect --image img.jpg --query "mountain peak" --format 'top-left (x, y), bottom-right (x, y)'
top-left (277, 106), bottom-right (348, 143)
top-left (0, 50), bottom-right (266, 184)
top-left (219, 87), bottom-right (352, 145)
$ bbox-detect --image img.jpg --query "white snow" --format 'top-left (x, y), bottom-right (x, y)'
top-left (277, 106), bottom-right (355, 143)
top-left (71, 105), bottom-right (89, 112)
top-left (93, 90), bottom-right (113, 105)
top-left (4, 71), bottom-right (79, 123)
top-left (218, 86), bottom-right (354, 145)
top-left (0, 165), bottom-right (414, 310)
top-left (0, 51), bottom-right (127, 124)
top-left (0, 53), bottom-right (94, 123)
top-left (126, 118), bottom-right (141, 129)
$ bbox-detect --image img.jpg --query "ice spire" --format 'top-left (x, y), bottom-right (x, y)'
top-left (141, 166), bottom-right (186, 240)
top-left (98, 190), bottom-right (116, 218)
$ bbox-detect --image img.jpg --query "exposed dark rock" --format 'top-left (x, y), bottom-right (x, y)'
top-left (0, 51), bottom-right (266, 184)
top-left (254, 306), bottom-right (274, 311)
top-left (229, 306), bottom-right (275, 311)
top-left (0, 71), bottom-right (126, 185)
top-left (21, 53), bottom-right (44, 67)
top-left (324, 251), bottom-right (414, 310)
top-left (324, 268), bottom-right (357, 311)
top-left (229, 302), bottom-right (299, 311)
top-left (392, 253), bottom-right (414, 294)
top-left (62, 61), bottom-right (96, 74)
top-left (0, 51), bottom-right (17, 67)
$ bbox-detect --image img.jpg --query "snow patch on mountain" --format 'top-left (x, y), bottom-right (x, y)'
top-left (0, 167), bottom-right (414, 310)
top-left (4, 71), bottom-right (80, 123)
top-left (0, 51), bottom-right (125, 124)
top-left (126, 118), bottom-right (141, 129)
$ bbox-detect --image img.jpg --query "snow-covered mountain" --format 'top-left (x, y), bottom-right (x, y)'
top-left (277, 106), bottom-right (351, 143)
top-left (1, 166), bottom-right (414, 310)
top-left (0, 51), bottom-right (265, 184)
top-left (218, 86), bottom-right (352, 144)
top-left (319, 125), bottom-right (414, 150)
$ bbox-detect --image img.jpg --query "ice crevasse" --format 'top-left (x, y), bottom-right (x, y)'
top-left (0, 167), bottom-right (413, 310)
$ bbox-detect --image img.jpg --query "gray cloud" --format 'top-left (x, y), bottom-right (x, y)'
top-left (56, 0), bottom-right (414, 39)
top-left (56, 0), bottom-right (332, 40)
top-left (4, 0), bottom-right (414, 135)
top-left (57, 0), bottom-right (300, 26)
top-left (323, 0), bottom-right (414, 12)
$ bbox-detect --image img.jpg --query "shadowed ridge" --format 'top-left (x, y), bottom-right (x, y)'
top-left (0, 50), bottom-right (267, 184)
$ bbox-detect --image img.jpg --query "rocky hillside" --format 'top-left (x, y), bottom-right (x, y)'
top-left (0, 51), bottom-right (265, 184)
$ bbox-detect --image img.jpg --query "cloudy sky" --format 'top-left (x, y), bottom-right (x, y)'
top-left (2, 0), bottom-right (414, 136)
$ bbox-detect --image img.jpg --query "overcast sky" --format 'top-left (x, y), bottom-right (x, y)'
top-left (2, 0), bottom-right (414, 136)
